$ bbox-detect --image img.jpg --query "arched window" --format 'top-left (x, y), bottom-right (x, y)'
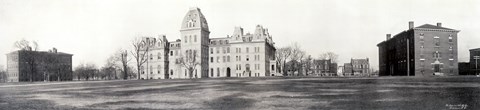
top-left (158, 52), bottom-right (161, 59)
top-left (194, 35), bottom-right (197, 42)
top-left (217, 68), bottom-right (220, 77)
top-left (211, 68), bottom-right (214, 77)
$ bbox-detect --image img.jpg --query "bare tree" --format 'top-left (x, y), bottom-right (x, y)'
top-left (177, 49), bottom-right (200, 79)
top-left (289, 43), bottom-right (306, 76)
top-left (14, 39), bottom-right (39, 82)
top-left (304, 55), bottom-right (313, 76)
top-left (130, 37), bottom-right (153, 80)
top-left (318, 52), bottom-right (339, 63)
top-left (119, 50), bottom-right (131, 80)
top-left (276, 47), bottom-right (293, 76)
top-left (74, 63), bottom-right (98, 81)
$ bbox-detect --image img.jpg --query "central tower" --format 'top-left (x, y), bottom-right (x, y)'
top-left (180, 7), bottom-right (210, 78)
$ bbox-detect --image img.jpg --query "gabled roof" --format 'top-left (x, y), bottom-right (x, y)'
top-left (414, 24), bottom-right (455, 30)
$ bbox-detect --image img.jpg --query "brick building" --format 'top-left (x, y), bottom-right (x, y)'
top-left (138, 8), bottom-right (277, 79)
top-left (343, 58), bottom-right (370, 76)
top-left (377, 21), bottom-right (460, 77)
top-left (6, 48), bottom-right (73, 82)
top-left (311, 59), bottom-right (337, 76)
top-left (343, 63), bottom-right (352, 76)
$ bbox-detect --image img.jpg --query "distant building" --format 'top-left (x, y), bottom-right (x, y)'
top-left (337, 66), bottom-right (344, 76)
top-left (343, 63), bottom-right (353, 76)
top-left (469, 48), bottom-right (480, 75)
top-left (342, 58), bottom-right (370, 76)
top-left (138, 8), bottom-right (277, 79)
top-left (351, 58), bottom-right (370, 76)
top-left (377, 21), bottom-right (460, 77)
top-left (458, 48), bottom-right (480, 75)
top-left (6, 48), bottom-right (73, 82)
top-left (312, 59), bottom-right (337, 76)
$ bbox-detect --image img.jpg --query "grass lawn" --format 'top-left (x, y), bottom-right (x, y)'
top-left (1, 76), bottom-right (479, 110)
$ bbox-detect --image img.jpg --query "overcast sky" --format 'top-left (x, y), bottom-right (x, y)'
top-left (1, 0), bottom-right (480, 70)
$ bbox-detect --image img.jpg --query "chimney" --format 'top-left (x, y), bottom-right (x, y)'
top-left (409, 21), bottom-right (414, 29)
top-left (386, 34), bottom-right (391, 40)
top-left (437, 22), bottom-right (442, 27)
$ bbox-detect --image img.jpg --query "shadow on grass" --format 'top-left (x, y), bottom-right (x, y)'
top-left (204, 93), bottom-right (256, 110)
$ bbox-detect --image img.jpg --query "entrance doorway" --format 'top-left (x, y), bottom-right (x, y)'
top-left (434, 64), bottom-right (440, 73)
top-left (226, 68), bottom-right (231, 77)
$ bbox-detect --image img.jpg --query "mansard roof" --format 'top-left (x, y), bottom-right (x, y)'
top-left (180, 7), bottom-right (209, 32)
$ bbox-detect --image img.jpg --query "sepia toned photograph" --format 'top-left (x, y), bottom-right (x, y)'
top-left (0, 0), bottom-right (479, 109)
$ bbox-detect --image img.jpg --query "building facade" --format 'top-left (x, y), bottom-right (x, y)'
top-left (343, 63), bottom-right (352, 76)
top-left (311, 59), bottom-right (337, 76)
top-left (377, 21), bottom-right (460, 77)
top-left (469, 48), bottom-right (480, 75)
top-left (139, 8), bottom-right (277, 79)
top-left (342, 58), bottom-right (370, 76)
top-left (6, 48), bottom-right (73, 82)
top-left (351, 58), bottom-right (370, 76)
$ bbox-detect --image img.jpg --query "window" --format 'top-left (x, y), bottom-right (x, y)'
top-left (227, 47), bottom-right (230, 53)
top-left (246, 47), bottom-right (249, 53)
top-left (227, 56), bottom-right (230, 62)
top-left (194, 35), bottom-right (197, 42)
top-left (419, 36), bottom-right (424, 41)
top-left (158, 52), bottom-right (161, 59)
top-left (211, 68), bottom-right (214, 77)
top-left (223, 56), bottom-right (226, 62)
top-left (433, 51), bottom-right (441, 59)
top-left (222, 47), bottom-right (226, 53)
top-left (210, 48), bottom-right (213, 54)
top-left (150, 54), bottom-right (153, 60)
top-left (210, 57), bottom-right (213, 63)
top-left (216, 47), bottom-right (219, 53)
top-left (184, 36), bottom-right (187, 43)
top-left (217, 56), bottom-right (220, 63)
top-left (189, 35), bottom-right (192, 43)
top-left (170, 51), bottom-right (173, 56)
top-left (150, 66), bottom-right (153, 74)
top-left (449, 36), bottom-right (453, 42)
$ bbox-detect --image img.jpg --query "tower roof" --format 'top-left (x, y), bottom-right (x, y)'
top-left (180, 7), bottom-right (209, 32)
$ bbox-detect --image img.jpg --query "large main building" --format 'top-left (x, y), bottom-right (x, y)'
top-left (6, 48), bottom-right (73, 82)
top-left (138, 8), bottom-right (277, 79)
top-left (377, 21), bottom-right (460, 77)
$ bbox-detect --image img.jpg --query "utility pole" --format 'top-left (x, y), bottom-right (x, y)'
top-left (474, 56), bottom-right (479, 75)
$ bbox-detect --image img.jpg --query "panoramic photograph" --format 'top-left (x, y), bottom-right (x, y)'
top-left (0, 0), bottom-right (479, 109)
